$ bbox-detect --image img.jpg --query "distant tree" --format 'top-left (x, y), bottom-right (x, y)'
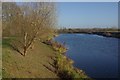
top-left (2, 2), bottom-right (57, 56)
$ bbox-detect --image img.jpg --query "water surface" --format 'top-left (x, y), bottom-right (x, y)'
top-left (55, 34), bottom-right (119, 78)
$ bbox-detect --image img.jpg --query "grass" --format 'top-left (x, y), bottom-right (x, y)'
top-left (43, 40), bottom-right (90, 80)
top-left (2, 38), bottom-right (58, 78)
top-left (54, 49), bottom-right (89, 79)
top-left (0, 39), bottom-right (2, 79)
top-left (2, 37), bottom-right (91, 79)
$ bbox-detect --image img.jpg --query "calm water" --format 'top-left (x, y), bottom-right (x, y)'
top-left (55, 34), bottom-right (119, 78)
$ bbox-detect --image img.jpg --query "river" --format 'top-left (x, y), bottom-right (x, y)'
top-left (54, 33), bottom-right (119, 78)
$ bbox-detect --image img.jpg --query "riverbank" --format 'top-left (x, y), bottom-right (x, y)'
top-left (58, 28), bottom-right (120, 38)
top-left (89, 32), bottom-right (120, 38)
top-left (43, 39), bottom-right (90, 79)
top-left (2, 37), bottom-right (89, 79)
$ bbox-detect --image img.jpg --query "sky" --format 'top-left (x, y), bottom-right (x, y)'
top-left (57, 2), bottom-right (118, 28)
top-left (3, 0), bottom-right (119, 28)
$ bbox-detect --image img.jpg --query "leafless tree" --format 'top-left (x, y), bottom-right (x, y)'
top-left (2, 2), bottom-right (57, 56)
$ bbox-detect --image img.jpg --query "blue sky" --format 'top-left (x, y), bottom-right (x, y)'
top-left (57, 2), bottom-right (118, 28)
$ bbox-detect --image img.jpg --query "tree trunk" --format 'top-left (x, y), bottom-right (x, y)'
top-left (23, 32), bottom-right (27, 56)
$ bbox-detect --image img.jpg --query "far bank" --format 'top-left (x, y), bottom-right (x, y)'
top-left (58, 28), bottom-right (120, 38)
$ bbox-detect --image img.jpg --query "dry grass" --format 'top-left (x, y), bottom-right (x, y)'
top-left (2, 38), bottom-right (58, 78)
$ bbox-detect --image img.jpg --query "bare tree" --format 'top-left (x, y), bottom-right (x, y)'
top-left (2, 2), bottom-right (56, 56)
top-left (2, 2), bottom-right (22, 37)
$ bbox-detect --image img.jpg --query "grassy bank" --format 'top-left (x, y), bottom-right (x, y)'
top-left (2, 38), bottom-right (58, 78)
top-left (43, 39), bottom-right (90, 79)
top-left (0, 39), bottom-right (2, 79)
top-left (2, 37), bottom-right (90, 79)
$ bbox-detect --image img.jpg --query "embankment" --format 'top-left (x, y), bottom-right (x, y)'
top-left (43, 39), bottom-right (91, 79)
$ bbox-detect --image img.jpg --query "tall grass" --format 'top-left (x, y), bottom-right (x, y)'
top-left (43, 39), bottom-right (91, 79)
